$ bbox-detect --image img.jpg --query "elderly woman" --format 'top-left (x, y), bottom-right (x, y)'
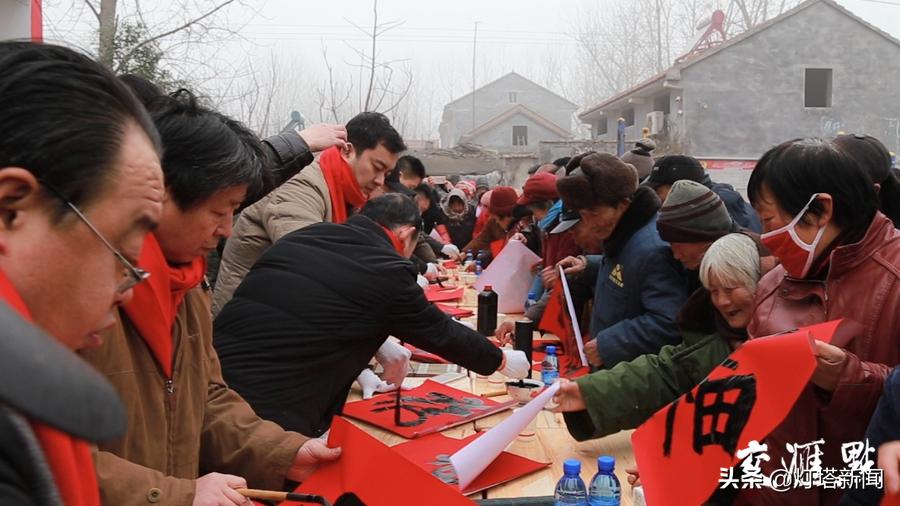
top-left (742, 137), bottom-right (900, 506)
top-left (553, 233), bottom-right (761, 440)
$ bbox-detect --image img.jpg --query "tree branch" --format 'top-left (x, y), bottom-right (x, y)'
top-left (117, 0), bottom-right (237, 71)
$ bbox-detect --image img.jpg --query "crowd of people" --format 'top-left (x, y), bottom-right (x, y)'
top-left (4, 40), bottom-right (900, 506)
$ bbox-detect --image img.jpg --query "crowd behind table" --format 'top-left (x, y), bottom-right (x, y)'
top-left (3, 40), bottom-right (900, 506)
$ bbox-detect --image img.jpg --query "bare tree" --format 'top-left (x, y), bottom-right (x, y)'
top-left (343, 0), bottom-right (413, 114)
top-left (81, 0), bottom-right (248, 83)
top-left (315, 43), bottom-right (354, 124)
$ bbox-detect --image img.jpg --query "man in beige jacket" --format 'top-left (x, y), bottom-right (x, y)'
top-left (212, 112), bottom-right (407, 316)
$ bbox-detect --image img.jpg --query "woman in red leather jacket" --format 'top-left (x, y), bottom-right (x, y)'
top-left (740, 138), bottom-right (900, 506)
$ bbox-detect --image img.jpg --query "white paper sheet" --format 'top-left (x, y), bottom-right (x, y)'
top-left (429, 228), bottom-right (443, 242)
top-left (473, 240), bottom-right (542, 313)
top-left (558, 265), bottom-right (589, 367)
top-left (449, 381), bottom-right (560, 490)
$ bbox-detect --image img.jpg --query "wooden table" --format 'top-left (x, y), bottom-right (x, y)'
top-left (349, 282), bottom-right (636, 504)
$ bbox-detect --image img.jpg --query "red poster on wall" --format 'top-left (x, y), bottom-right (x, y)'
top-left (631, 320), bottom-right (850, 506)
top-left (392, 432), bottom-right (548, 495)
top-left (341, 380), bottom-right (515, 439)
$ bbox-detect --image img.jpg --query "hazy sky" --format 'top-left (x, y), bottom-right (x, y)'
top-left (42, 0), bottom-right (900, 137)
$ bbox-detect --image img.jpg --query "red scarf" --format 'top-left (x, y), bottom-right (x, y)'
top-left (378, 225), bottom-right (406, 255)
top-left (319, 146), bottom-right (367, 224)
top-left (123, 233), bottom-right (207, 378)
top-left (0, 270), bottom-right (101, 506)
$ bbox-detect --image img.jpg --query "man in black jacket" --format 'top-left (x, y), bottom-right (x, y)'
top-left (642, 155), bottom-right (762, 233)
top-left (213, 194), bottom-right (529, 437)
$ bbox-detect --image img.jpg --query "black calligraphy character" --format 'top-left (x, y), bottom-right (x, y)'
top-left (687, 374), bottom-right (756, 455)
top-left (372, 391), bottom-right (490, 427)
top-left (662, 373), bottom-right (756, 457)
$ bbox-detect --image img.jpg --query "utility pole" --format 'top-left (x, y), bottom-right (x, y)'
top-left (471, 21), bottom-right (479, 132)
top-left (656, 0), bottom-right (663, 71)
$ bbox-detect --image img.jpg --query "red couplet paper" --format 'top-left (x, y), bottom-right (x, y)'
top-left (425, 286), bottom-right (465, 302)
top-left (341, 380), bottom-right (515, 439)
top-left (290, 417), bottom-right (476, 506)
top-left (631, 320), bottom-right (848, 506)
top-left (392, 432), bottom-right (549, 495)
top-left (538, 280), bottom-right (588, 376)
top-left (436, 303), bottom-right (474, 318)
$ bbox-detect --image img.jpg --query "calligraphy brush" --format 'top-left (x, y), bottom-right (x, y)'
top-left (394, 340), bottom-right (403, 426)
top-left (237, 488), bottom-right (332, 505)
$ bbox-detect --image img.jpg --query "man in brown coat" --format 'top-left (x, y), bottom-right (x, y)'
top-left (81, 89), bottom-right (339, 506)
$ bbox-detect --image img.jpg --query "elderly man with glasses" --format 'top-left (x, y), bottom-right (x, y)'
top-left (0, 42), bottom-right (164, 506)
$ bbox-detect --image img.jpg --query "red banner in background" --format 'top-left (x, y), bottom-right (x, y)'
top-left (631, 320), bottom-right (850, 506)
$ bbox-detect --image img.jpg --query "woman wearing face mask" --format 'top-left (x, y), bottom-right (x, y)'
top-left (744, 138), bottom-right (900, 506)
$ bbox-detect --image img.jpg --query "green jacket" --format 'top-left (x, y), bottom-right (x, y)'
top-left (563, 329), bottom-right (733, 441)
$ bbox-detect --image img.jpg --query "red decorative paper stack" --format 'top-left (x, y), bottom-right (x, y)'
top-left (425, 286), bottom-right (465, 302)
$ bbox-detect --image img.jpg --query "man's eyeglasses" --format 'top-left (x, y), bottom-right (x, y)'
top-left (41, 182), bottom-right (150, 293)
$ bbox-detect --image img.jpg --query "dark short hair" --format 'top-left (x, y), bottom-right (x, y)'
top-left (346, 112), bottom-right (406, 154)
top-left (553, 157), bottom-right (571, 168)
top-left (146, 89), bottom-right (265, 210)
top-left (119, 74), bottom-right (164, 106)
top-left (748, 138), bottom-right (878, 232)
top-left (0, 42), bottom-right (160, 221)
top-left (832, 134), bottom-right (892, 184)
top-left (557, 153), bottom-right (638, 211)
top-left (395, 155), bottom-right (426, 181)
top-left (360, 193), bottom-right (422, 231)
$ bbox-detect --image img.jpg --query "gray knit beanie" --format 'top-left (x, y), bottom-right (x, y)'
top-left (657, 180), bottom-right (737, 242)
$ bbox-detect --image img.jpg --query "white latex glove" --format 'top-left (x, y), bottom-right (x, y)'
top-left (375, 339), bottom-right (411, 387)
top-left (416, 274), bottom-right (429, 288)
top-left (441, 244), bottom-right (460, 258)
top-left (498, 349), bottom-right (530, 379)
top-left (356, 368), bottom-right (397, 399)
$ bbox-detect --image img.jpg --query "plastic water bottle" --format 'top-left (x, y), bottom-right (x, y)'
top-left (524, 291), bottom-right (538, 310)
top-left (541, 345), bottom-right (559, 386)
top-left (465, 250), bottom-right (474, 267)
top-left (476, 249), bottom-right (485, 264)
top-left (588, 456), bottom-right (621, 506)
top-left (555, 459), bottom-right (588, 505)
top-left (475, 260), bottom-right (483, 276)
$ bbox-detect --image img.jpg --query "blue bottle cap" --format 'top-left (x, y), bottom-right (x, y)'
top-left (563, 458), bottom-right (581, 475)
top-left (545, 345), bottom-right (557, 354)
top-left (598, 455), bottom-right (615, 472)
top-left (528, 291), bottom-right (536, 298)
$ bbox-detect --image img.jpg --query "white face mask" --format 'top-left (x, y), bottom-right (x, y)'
top-left (760, 193), bottom-right (826, 278)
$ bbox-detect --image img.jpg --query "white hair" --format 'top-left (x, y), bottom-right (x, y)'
top-left (699, 233), bottom-right (762, 291)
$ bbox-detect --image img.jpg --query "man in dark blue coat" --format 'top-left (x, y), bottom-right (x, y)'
top-left (557, 154), bottom-right (689, 368)
top-left (214, 194), bottom-right (528, 437)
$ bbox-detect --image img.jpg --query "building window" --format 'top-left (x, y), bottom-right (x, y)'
top-left (513, 125), bottom-right (528, 146)
top-left (653, 93), bottom-right (671, 114)
top-left (622, 108), bottom-right (635, 127)
top-left (508, 92), bottom-right (518, 103)
top-left (805, 68), bottom-right (832, 108)
top-left (596, 119), bottom-right (608, 137)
